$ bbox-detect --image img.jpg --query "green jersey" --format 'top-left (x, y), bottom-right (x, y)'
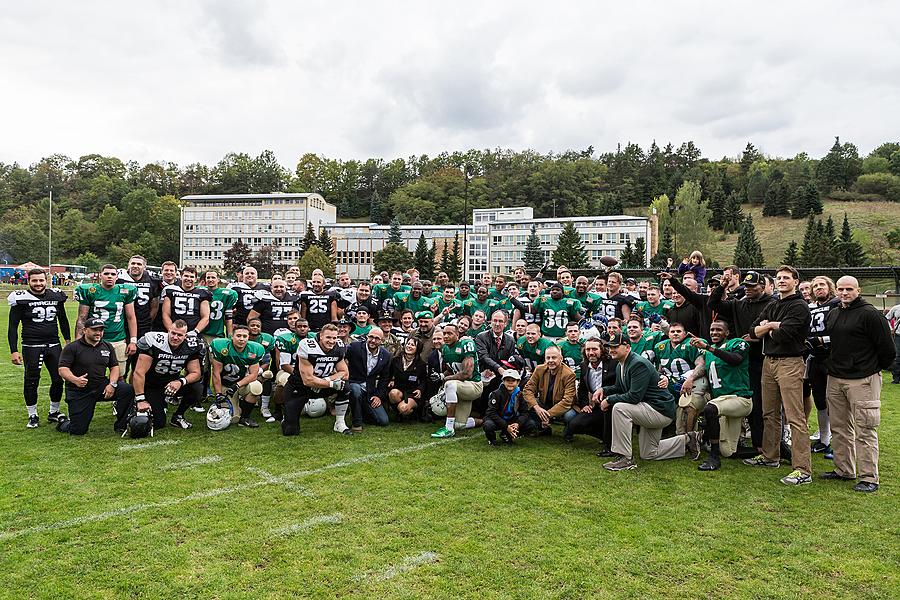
top-left (532, 295), bottom-right (583, 338)
top-left (461, 297), bottom-right (493, 319)
top-left (653, 338), bottom-right (701, 391)
top-left (630, 330), bottom-right (665, 362)
top-left (567, 290), bottom-right (602, 317)
top-left (75, 282), bottom-right (137, 342)
top-left (274, 330), bottom-right (301, 356)
top-left (395, 292), bottom-right (436, 316)
top-left (210, 338), bottom-right (266, 386)
top-left (704, 338), bottom-right (752, 399)
top-left (442, 338), bottom-right (480, 382)
top-left (516, 335), bottom-right (554, 372)
top-left (635, 299), bottom-right (673, 326)
top-left (352, 322), bottom-right (373, 338)
top-left (371, 283), bottom-right (410, 315)
top-left (465, 324), bottom-right (488, 338)
top-left (434, 297), bottom-right (465, 319)
top-left (250, 332), bottom-right (276, 364)
top-left (203, 287), bottom-right (239, 338)
top-left (557, 339), bottom-right (584, 378)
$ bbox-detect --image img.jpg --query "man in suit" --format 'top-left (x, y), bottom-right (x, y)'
top-left (564, 338), bottom-right (617, 452)
top-left (345, 326), bottom-right (392, 431)
top-left (474, 310), bottom-right (517, 413)
top-left (521, 345), bottom-right (576, 435)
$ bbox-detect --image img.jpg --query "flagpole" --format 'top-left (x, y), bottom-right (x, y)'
top-left (48, 190), bottom-right (52, 272)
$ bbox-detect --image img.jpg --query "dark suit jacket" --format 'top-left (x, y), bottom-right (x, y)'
top-left (475, 329), bottom-right (517, 374)
top-left (575, 358), bottom-right (618, 408)
top-left (345, 339), bottom-right (392, 399)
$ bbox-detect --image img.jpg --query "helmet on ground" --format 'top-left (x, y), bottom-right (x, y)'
top-left (207, 398), bottom-right (234, 431)
top-left (429, 390), bottom-right (447, 417)
top-left (302, 397), bottom-right (328, 418)
top-left (126, 407), bottom-right (153, 439)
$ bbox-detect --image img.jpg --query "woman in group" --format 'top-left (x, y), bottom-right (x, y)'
top-left (387, 337), bottom-right (428, 422)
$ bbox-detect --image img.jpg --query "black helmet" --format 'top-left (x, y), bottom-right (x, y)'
top-left (125, 407), bottom-right (153, 439)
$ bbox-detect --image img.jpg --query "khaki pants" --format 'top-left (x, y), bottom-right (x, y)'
top-left (675, 377), bottom-right (709, 434)
top-left (826, 374), bottom-right (882, 484)
top-left (761, 356), bottom-right (810, 474)
top-left (710, 395), bottom-right (752, 457)
top-left (443, 380), bottom-right (483, 423)
top-left (109, 340), bottom-right (128, 377)
top-left (610, 402), bottom-right (685, 460)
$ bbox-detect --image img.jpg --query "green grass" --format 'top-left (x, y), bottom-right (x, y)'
top-left (0, 303), bottom-right (898, 599)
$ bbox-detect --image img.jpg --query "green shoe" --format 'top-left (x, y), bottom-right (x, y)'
top-left (431, 426), bottom-right (455, 438)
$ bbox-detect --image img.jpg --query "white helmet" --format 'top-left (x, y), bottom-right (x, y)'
top-left (429, 390), bottom-right (447, 417)
top-left (302, 397), bottom-right (327, 418)
top-left (207, 399), bottom-right (233, 431)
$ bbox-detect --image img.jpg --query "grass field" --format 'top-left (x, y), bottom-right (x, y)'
top-left (0, 303), bottom-right (898, 599)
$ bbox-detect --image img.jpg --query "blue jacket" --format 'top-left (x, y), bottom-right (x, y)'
top-left (345, 339), bottom-right (392, 399)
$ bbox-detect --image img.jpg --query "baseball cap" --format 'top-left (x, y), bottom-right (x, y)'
top-left (415, 310), bottom-right (434, 320)
top-left (605, 332), bottom-right (629, 347)
top-left (501, 369), bottom-right (521, 380)
top-left (743, 271), bottom-right (763, 286)
top-left (335, 318), bottom-right (352, 326)
top-left (84, 317), bottom-right (106, 329)
top-left (355, 306), bottom-right (369, 315)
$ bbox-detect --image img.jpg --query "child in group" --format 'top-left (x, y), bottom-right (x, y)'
top-left (483, 370), bottom-right (525, 446)
top-left (677, 250), bottom-right (707, 286)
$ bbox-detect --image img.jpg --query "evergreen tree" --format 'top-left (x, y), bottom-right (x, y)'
top-left (774, 181), bottom-right (791, 216)
top-left (799, 215), bottom-right (819, 266)
top-left (732, 215), bottom-right (764, 267)
top-left (651, 224), bottom-right (674, 268)
top-left (632, 236), bottom-right (647, 267)
top-left (439, 240), bottom-right (451, 275)
top-left (448, 233), bottom-right (462, 282)
top-left (783, 240), bottom-right (799, 266)
top-left (301, 222), bottom-right (317, 254)
top-left (388, 218), bottom-right (403, 244)
top-left (523, 224), bottom-right (544, 273)
top-left (722, 191), bottom-right (744, 234)
top-left (619, 239), bottom-right (635, 268)
top-left (298, 245), bottom-right (336, 279)
top-left (836, 213), bottom-right (868, 266)
top-left (746, 168), bottom-right (768, 205)
top-left (426, 242), bottom-right (437, 280)
top-left (317, 227), bottom-right (334, 257)
top-left (551, 222), bottom-right (590, 269)
top-left (708, 187), bottom-right (726, 230)
top-left (413, 233), bottom-right (431, 277)
top-left (803, 180), bottom-right (823, 216)
top-left (820, 216), bottom-right (838, 266)
top-left (762, 181), bottom-right (778, 216)
top-left (789, 186), bottom-right (806, 219)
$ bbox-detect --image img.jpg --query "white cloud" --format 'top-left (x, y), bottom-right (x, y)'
top-left (1, 0), bottom-right (898, 170)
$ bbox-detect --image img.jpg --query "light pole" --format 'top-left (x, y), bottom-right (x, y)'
top-left (462, 163), bottom-right (472, 283)
top-left (48, 189), bottom-right (53, 272)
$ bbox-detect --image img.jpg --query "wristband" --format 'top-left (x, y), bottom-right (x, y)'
top-left (110, 381), bottom-right (118, 388)
top-left (135, 394), bottom-right (145, 402)
top-left (130, 337), bottom-right (138, 343)
top-left (178, 377), bottom-right (187, 386)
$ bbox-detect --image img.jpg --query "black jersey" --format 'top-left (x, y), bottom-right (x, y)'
top-left (7, 288), bottom-right (70, 348)
top-left (136, 331), bottom-right (203, 386)
top-left (808, 297), bottom-right (840, 357)
top-left (297, 291), bottom-right (336, 332)
top-left (117, 270), bottom-right (162, 335)
top-left (251, 291), bottom-right (299, 335)
top-left (344, 296), bottom-right (378, 323)
top-left (329, 285), bottom-right (357, 310)
top-left (161, 285), bottom-right (212, 331)
top-left (516, 294), bottom-right (538, 324)
top-left (228, 282), bottom-right (270, 326)
top-left (289, 336), bottom-right (346, 396)
top-left (599, 293), bottom-right (636, 320)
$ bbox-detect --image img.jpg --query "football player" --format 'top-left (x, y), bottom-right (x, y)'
top-left (516, 323), bottom-right (554, 375)
top-left (372, 271), bottom-right (410, 316)
top-left (8, 268), bottom-right (71, 427)
top-left (557, 321), bottom-right (584, 379)
top-left (281, 323), bottom-right (351, 436)
top-left (116, 255), bottom-right (161, 377)
top-left (161, 267), bottom-right (211, 336)
top-left (531, 282), bottom-right (582, 341)
top-left (298, 273), bottom-right (337, 332)
top-left (430, 323), bottom-right (484, 438)
top-left (653, 322), bottom-right (706, 433)
top-left (75, 263), bottom-right (138, 376)
top-left (228, 266), bottom-right (269, 326)
top-left (248, 277), bottom-right (298, 336)
top-left (209, 325), bottom-right (267, 428)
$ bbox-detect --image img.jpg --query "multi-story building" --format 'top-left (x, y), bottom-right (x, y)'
top-left (179, 193), bottom-right (336, 271)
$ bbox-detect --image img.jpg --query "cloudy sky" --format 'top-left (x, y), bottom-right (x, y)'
top-left (2, 1), bottom-right (898, 169)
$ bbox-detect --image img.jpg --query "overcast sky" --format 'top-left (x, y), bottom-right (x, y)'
top-left (2, 1), bottom-right (898, 169)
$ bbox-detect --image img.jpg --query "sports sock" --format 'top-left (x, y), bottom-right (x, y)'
top-left (261, 395), bottom-right (270, 411)
top-left (817, 410), bottom-right (831, 446)
top-left (49, 401), bottom-right (60, 414)
top-left (334, 403), bottom-right (349, 431)
top-left (445, 417), bottom-right (456, 431)
top-left (27, 405), bottom-right (38, 417)
top-left (464, 417), bottom-right (476, 429)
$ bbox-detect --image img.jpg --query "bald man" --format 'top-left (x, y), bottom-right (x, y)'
top-left (821, 276), bottom-right (895, 493)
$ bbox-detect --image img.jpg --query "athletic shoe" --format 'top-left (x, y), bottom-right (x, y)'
top-left (191, 402), bottom-right (205, 413)
top-left (809, 430), bottom-right (820, 441)
top-left (820, 470), bottom-right (855, 481)
top-left (603, 455), bottom-right (637, 471)
top-left (742, 455), bottom-right (780, 468)
top-left (47, 411), bottom-right (65, 423)
top-left (171, 415), bottom-right (193, 429)
top-left (333, 421), bottom-right (352, 435)
top-left (780, 469), bottom-right (812, 486)
top-left (685, 431), bottom-right (701, 460)
top-left (265, 415), bottom-right (277, 423)
top-left (698, 454), bottom-right (721, 471)
top-left (853, 482), bottom-right (878, 493)
top-left (823, 446), bottom-right (834, 460)
top-left (487, 439), bottom-right (499, 446)
top-left (27, 415), bottom-right (39, 428)
top-left (238, 416), bottom-right (259, 428)
top-left (430, 426), bottom-right (455, 438)
top-left (811, 441), bottom-right (830, 453)
top-left (500, 432), bottom-right (514, 445)
top-left (260, 407), bottom-right (273, 419)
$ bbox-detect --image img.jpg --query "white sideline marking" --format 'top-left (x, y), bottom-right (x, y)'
top-left (119, 439), bottom-right (181, 452)
top-left (270, 513), bottom-right (342, 536)
top-left (160, 455), bottom-right (222, 471)
top-left (357, 552), bottom-right (440, 583)
top-left (246, 467), bottom-right (313, 496)
top-left (0, 435), bottom-right (475, 541)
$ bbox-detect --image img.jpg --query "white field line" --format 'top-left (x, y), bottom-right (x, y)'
top-left (119, 439), bottom-right (181, 452)
top-left (159, 455), bottom-right (222, 472)
top-left (269, 513), bottom-right (342, 536)
top-left (0, 434), bottom-right (475, 541)
top-left (245, 467), bottom-right (313, 496)
top-left (356, 552), bottom-right (440, 583)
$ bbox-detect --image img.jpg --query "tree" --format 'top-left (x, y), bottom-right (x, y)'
top-left (448, 233), bottom-right (462, 282)
top-left (632, 236), bottom-right (647, 267)
top-left (670, 180), bottom-right (714, 259)
top-left (551, 222), bottom-right (590, 269)
top-left (298, 244), bottom-right (336, 279)
top-left (722, 191), bottom-right (744, 234)
top-left (74, 251), bottom-right (101, 273)
top-left (301, 222), bottom-right (317, 254)
top-left (439, 240), bottom-right (451, 276)
top-left (746, 165), bottom-right (768, 205)
top-left (708, 186), bottom-right (726, 230)
top-left (251, 245), bottom-right (279, 279)
top-left (619, 238), bottom-right (635, 268)
top-left (820, 216), bottom-right (839, 267)
top-left (791, 181), bottom-right (822, 219)
top-left (816, 136), bottom-right (862, 193)
top-left (732, 215), bottom-right (764, 267)
top-left (223, 240), bottom-right (253, 276)
top-left (799, 215), bottom-right (819, 267)
top-left (317, 227), bottom-right (334, 258)
top-left (783, 240), bottom-right (799, 266)
top-left (427, 242), bottom-right (437, 280)
top-left (523, 224), bottom-right (544, 274)
top-left (836, 213), bottom-right (868, 267)
top-left (373, 243), bottom-right (413, 275)
top-left (651, 224), bottom-right (674, 268)
top-left (413, 233), bottom-right (432, 278)
top-left (388, 218), bottom-right (403, 244)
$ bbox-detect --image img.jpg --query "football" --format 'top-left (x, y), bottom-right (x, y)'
top-left (599, 255), bottom-right (619, 267)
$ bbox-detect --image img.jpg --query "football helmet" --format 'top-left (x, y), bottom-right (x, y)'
top-left (124, 407), bottom-right (153, 439)
top-left (429, 390), bottom-right (448, 417)
top-left (207, 398), bottom-right (234, 431)
top-left (302, 397), bottom-right (327, 418)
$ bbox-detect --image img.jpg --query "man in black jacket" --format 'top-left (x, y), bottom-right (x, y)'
top-left (475, 310), bottom-right (517, 411)
top-left (659, 273), bottom-right (711, 338)
top-left (744, 265), bottom-right (812, 486)
top-left (708, 270), bottom-right (775, 454)
top-left (821, 276), bottom-right (895, 493)
top-left (564, 338), bottom-right (616, 452)
top-left (345, 327), bottom-right (392, 431)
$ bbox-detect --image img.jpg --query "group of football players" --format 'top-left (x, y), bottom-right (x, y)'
top-left (8, 254), bottom-right (895, 491)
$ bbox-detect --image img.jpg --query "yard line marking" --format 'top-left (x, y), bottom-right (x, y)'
top-left (159, 455), bottom-right (222, 471)
top-left (0, 434), bottom-right (476, 541)
top-left (246, 467), bottom-right (313, 496)
top-left (119, 439), bottom-right (181, 452)
top-left (270, 513), bottom-right (342, 536)
top-left (357, 551), bottom-right (440, 583)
